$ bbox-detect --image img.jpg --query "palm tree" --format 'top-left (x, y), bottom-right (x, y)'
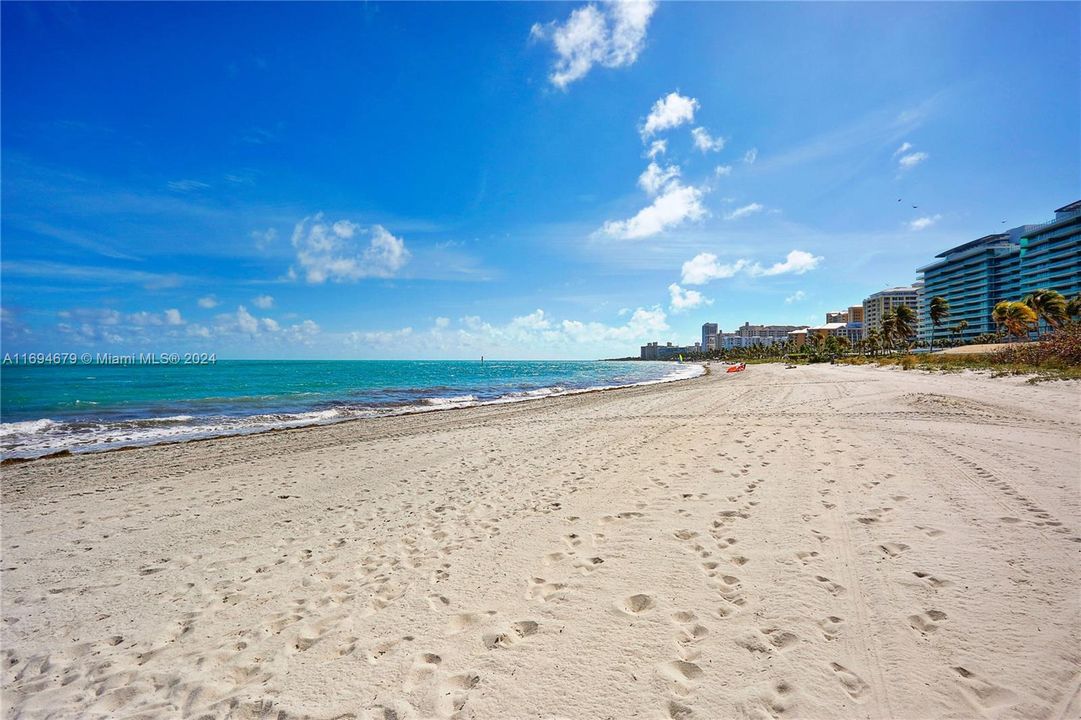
top-left (951, 319), bottom-right (969, 344)
top-left (1023, 288), bottom-right (1068, 332)
top-left (880, 310), bottom-right (897, 354)
top-left (1067, 295), bottom-right (1081, 323)
top-left (928, 296), bottom-right (949, 353)
top-left (893, 305), bottom-right (916, 352)
top-left (864, 327), bottom-right (881, 357)
top-left (995, 301), bottom-right (1037, 341)
top-left (992, 301), bottom-right (1010, 336)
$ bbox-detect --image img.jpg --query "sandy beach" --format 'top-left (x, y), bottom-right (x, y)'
top-left (2, 363), bottom-right (1079, 720)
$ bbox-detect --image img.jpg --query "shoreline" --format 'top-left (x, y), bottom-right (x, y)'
top-left (0, 362), bottom-right (707, 466)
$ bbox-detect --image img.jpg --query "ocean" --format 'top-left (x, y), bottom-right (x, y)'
top-left (0, 359), bottom-right (701, 459)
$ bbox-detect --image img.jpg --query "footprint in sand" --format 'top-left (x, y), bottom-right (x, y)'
top-left (435, 672), bottom-right (481, 718)
top-left (404, 652), bottom-right (442, 691)
top-left (657, 660), bottom-right (704, 696)
top-left (572, 556), bottom-right (605, 575)
top-left (482, 620), bottom-right (539, 649)
top-left (907, 610), bottom-right (948, 635)
top-left (527, 578), bottom-right (569, 603)
top-left (616, 593), bottom-right (656, 616)
top-left (761, 627), bottom-right (800, 651)
top-left (817, 616), bottom-right (844, 640)
top-left (814, 575), bottom-right (846, 596)
top-left (878, 542), bottom-right (910, 558)
top-left (829, 662), bottom-right (869, 700)
top-left (952, 666), bottom-right (1018, 711)
top-left (912, 571), bottom-right (953, 588)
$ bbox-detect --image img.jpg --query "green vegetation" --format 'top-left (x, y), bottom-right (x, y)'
top-left (837, 323), bottom-right (1081, 382)
top-left (928, 295), bottom-right (950, 353)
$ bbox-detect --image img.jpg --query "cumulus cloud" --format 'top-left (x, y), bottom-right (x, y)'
top-left (743, 148), bottom-right (758, 164)
top-left (641, 91), bottom-right (699, 138)
top-left (215, 306), bottom-right (321, 344)
top-left (637, 162), bottom-right (681, 196)
top-left (681, 249), bottom-right (822, 285)
top-left (680, 254), bottom-right (750, 285)
top-left (892, 142), bottom-right (913, 157)
top-left (750, 249), bottom-right (822, 276)
top-left (291, 214), bottom-right (410, 283)
top-left (435, 316), bottom-right (450, 328)
top-left (785, 290), bottom-right (807, 304)
top-left (898, 151), bottom-right (928, 169)
top-left (602, 181), bottom-right (707, 239)
top-left (252, 294), bottom-right (274, 309)
top-left (647, 139), bottom-right (667, 159)
top-left (164, 308), bottom-right (184, 325)
top-left (236, 306), bottom-right (259, 334)
top-left (908, 214), bottom-right (941, 231)
top-left (691, 127), bottom-right (725, 153)
top-left (724, 202), bottom-right (764, 221)
top-left (197, 295), bottom-right (219, 309)
top-left (668, 283), bottom-right (712, 313)
top-left (714, 165), bottom-right (732, 177)
top-left (531, 0), bottom-right (657, 89)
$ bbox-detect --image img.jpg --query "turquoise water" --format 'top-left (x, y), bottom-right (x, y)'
top-left (0, 360), bottom-right (700, 458)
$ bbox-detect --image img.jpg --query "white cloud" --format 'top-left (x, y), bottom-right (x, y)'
top-left (637, 161), bottom-right (681, 196)
top-left (748, 249), bottom-right (822, 276)
top-left (164, 308), bottom-right (184, 325)
top-left (893, 142), bottom-right (913, 157)
top-left (681, 253), bottom-right (750, 285)
top-left (668, 283), bottom-right (713, 313)
top-left (252, 294), bottom-right (274, 309)
top-left (647, 139), bottom-right (667, 159)
top-left (531, 0), bottom-right (657, 89)
top-left (236, 306), bottom-right (259, 334)
top-left (714, 165), bottom-right (732, 177)
top-left (785, 290), bottom-right (807, 304)
top-left (743, 148), bottom-right (758, 164)
top-left (291, 214), bottom-right (410, 283)
top-left (691, 127), bottom-right (725, 153)
top-left (724, 202), bottom-right (764, 221)
top-left (681, 249), bottom-right (822, 285)
top-left (197, 295), bottom-right (219, 309)
top-left (601, 181), bottom-right (706, 239)
top-left (348, 327), bottom-right (414, 346)
top-left (435, 316), bottom-right (450, 328)
top-left (261, 318), bottom-right (280, 332)
top-left (898, 151), bottom-right (928, 169)
top-left (353, 306), bottom-right (670, 356)
top-left (908, 214), bottom-right (941, 231)
top-left (252, 228), bottom-right (278, 251)
top-left (641, 92), bottom-right (699, 138)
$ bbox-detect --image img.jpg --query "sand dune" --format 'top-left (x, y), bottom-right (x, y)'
top-left (2, 364), bottom-right (1079, 719)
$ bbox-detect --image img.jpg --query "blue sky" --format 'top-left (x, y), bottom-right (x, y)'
top-left (2, 1), bottom-right (1078, 359)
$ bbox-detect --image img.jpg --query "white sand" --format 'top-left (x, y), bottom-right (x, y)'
top-left (2, 363), bottom-right (1079, 719)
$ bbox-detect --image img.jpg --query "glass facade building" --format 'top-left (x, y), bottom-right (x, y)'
top-left (917, 201), bottom-right (1081, 344)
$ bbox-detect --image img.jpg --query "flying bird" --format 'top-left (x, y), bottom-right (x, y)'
top-left (912, 205), bottom-right (918, 209)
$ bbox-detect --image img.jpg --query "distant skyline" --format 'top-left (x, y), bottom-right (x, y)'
top-left (2, 1), bottom-right (1079, 359)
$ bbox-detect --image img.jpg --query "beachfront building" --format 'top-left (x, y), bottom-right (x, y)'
top-left (1018, 201), bottom-right (1081, 301)
top-left (701, 323), bottom-right (719, 352)
top-left (640, 341), bottom-right (699, 360)
top-left (728, 322), bottom-right (806, 345)
top-left (915, 202), bottom-right (1080, 344)
top-left (863, 286), bottom-right (919, 337)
